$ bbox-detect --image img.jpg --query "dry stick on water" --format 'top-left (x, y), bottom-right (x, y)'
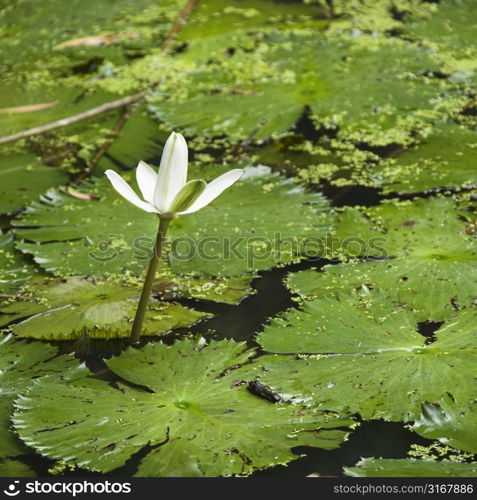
top-left (162, 0), bottom-right (199, 53)
top-left (0, 92), bottom-right (146, 146)
top-left (72, 99), bottom-right (139, 184)
top-left (0, 293), bottom-right (32, 302)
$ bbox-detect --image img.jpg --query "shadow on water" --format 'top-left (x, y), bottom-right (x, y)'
top-left (255, 421), bottom-right (431, 477)
top-left (180, 258), bottom-right (334, 344)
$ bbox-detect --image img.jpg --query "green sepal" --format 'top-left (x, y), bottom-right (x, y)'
top-left (168, 179), bottom-right (206, 214)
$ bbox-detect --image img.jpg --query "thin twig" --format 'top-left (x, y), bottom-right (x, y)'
top-left (229, 118), bottom-right (267, 158)
top-left (0, 92), bottom-right (146, 146)
top-left (162, 0), bottom-right (199, 53)
top-left (0, 293), bottom-right (33, 301)
top-left (73, 100), bottom-right (139, 184)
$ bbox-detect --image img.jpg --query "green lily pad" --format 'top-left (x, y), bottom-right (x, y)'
top-left (152, 31), bottom-right (446, 143)
top-left (177, 0), bottom-right (329, 59)
top-left (0, 334), bottom-right (77, 458)
top-left (344, 458), bottom-right (477, 478)
top-left (402, 0), bottom-right (477, 76)
top-left (297, 197), bottom-right (477, 321)
top-left (165, 273), bottom-right (254, 305)
top-left (0, 0), bottom-right (182, 81)
top-left (378, 122), bottom-right (477, 194)
top-left (0, 149), bottom-right (69, 215)
top-left (257, 290), bottom-right (421, 354)
top-left (330, 196), bottom-right (475, 259)
top-left (95, 106), bottom-right (168, 176)
top-left (13, 166), bottom-right (331, 277)
top-left (0, 458), bottom-right (36, 477)
top-left (0, 232), bottom-right (35, 301)
top-left (255, 301), bottom-right (477, 421)
top-left (13, 339), bottom-right (353, 476)
top-left (0, 276), bottom-right (207, 340)
top-left (413, 398), bottom-right (477, 455)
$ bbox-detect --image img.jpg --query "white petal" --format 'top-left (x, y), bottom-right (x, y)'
top-left (154, 132), bottom-right (188, 212)
top-left (136, 161), bottom-right (157, 204)
top-left (105, 170), bottom-right (158, 213)
top-left (178, 169), bottom-right (244, 215)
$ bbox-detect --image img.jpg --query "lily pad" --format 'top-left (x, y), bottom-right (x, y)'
top-left (295, 196), bottom-right (477, 321)
top-left (413, 398), bottom-right (477, 455)
top-left (255, 132), bottom-right (380, 189)
top-left (152, 31), bottom-right (447, 143)
top-left (177, 0), bottom-right (329, 59)
top-left (13, 339), bottom-right (353, 476)
top-left (13, 166), bottom-right (331, 277)
top-left (0, 149), bottom-right (69, 215)
top-left (0, 232), bottom-right (35, 301)
top-left (0, 276), bottom-right (207, 340)
top-left (344, 458), bottom-right (477, 478)
top-left (0, 0), bottom-right (182, 81)
top-left (95, 106), bottom-right (168, 176)
top-left (255, 300), bottom-right (477, 421)
top-left (0, 334), bottom-right (77, 458)
top-left (402, 0), bottom-right (477, 76)
top-left (0, 458), bottom-right (36, 477)
top-left (164, 273), bottom-right (254, 305)
top-left (378, 122), bottom-right (477, 194)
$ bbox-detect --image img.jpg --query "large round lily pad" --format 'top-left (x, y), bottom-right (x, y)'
top-left (255, 298), bottom-right (477, 421)
top-left (13, 339), bottom-right (353, 476)
top-left (299, 196), bottom-right (477, 321)
top-left (13, 165), bottom-right (331, 277)
top-left (344, 458), bottom-right (477, 478)
top-left (0, 276), bottom-right (206, 340)
top-left (0, 334), bottom-right (77, 458)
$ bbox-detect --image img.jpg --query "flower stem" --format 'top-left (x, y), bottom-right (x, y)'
top-left (130, 217), bottom-right (170, 343)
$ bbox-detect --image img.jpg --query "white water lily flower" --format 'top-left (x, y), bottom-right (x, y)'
top-left (105, 131), bottom-right (243, 219)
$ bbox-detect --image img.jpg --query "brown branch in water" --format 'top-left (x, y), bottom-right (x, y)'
top-left (72, 100), bottom-right (139, 184)
top-left (0, 92), bottom-right (146, 146)
top-left (0, 293), bottom-right (33, 301)
top-left (0, 101), bottom-right (59, 114)
top-left (162, 0), bottom-right (199, 53)
top-left (325, 0), bottom-right (335, 20)
top-left (228, 119), bottom-right (267, 159)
